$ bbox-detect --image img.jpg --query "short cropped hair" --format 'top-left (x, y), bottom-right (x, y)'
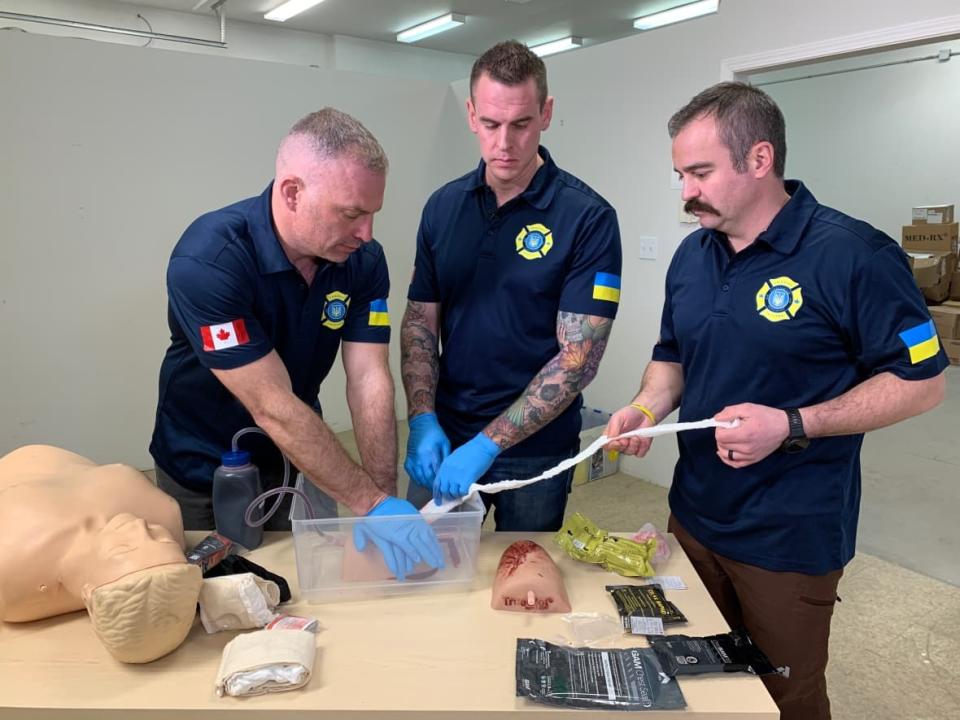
top-left (287, 107), bottom-right (388, 173)
top-left (470, 40), bottom-right (548, 109)
top-left (668, 82), bottom-right (787, 177)
top-left (86, 563), bottom-right (203, 664)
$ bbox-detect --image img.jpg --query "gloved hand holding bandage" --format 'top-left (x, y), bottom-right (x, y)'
top-left (353, 497), bottom-right (445, 581)
top-left (198, 573), bottom-right (280, 634)
top-left (404, 412), bottom-right (451, 489)
top-left (423, 418), bottom-right (739, 515)
top-left (432, 432), bottom-right (500, 505)
top-left (215, 629), bottom-right (315, 698)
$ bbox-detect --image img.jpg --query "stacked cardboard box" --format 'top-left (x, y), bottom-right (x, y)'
top-left (912, 204), bottom-right (955, 225)
top-left (902, 204), bottom-right (958, 303)
top-left (573, 407), bottom-right (620, 486)
top-left (930, 301), bottom-right (960, 365)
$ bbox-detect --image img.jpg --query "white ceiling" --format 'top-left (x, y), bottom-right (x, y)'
top-left (115, 0), bottom-right (690, 56)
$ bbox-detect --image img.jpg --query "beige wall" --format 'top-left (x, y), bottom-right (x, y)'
top-left (0, 29), bottom-right (475, 467)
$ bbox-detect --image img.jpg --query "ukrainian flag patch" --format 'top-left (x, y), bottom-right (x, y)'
top-left (899, 319), bottom-right (939, 364)
top-left (368, 299), bottom-right (390, 327)
top-left (592, 272), bottom-right (621, 303)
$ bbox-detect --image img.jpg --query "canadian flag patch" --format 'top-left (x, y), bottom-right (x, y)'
top-left (200, 319), bottom-right (249, 351)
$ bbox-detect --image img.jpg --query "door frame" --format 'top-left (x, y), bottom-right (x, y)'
top-left (721, 13), bottom-right (960, 80)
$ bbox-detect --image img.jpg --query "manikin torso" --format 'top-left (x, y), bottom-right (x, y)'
top-left (0, 445), bottom-right (188, 622)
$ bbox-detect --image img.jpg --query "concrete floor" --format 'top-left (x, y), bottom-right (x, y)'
top-left (375, 365), bottom-right (960, 720)
top-left (857, 365), bottom-right (960, 587)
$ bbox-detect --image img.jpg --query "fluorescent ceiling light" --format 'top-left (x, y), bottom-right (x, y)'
top-left (264, 0), bottom-right (326, 23)
top-left (633, 0), bottom-right (719, 31)
top-left (530, 36), bottom-right (583, 57)
top-left (397, 13), bottom-right (466, 43)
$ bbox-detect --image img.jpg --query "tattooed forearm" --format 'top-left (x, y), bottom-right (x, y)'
top-left (485, 312), bottom-right (613, 450)
top-left (400, 300), bottom-right (441, 418)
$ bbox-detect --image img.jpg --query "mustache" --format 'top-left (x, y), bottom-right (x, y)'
top-left (684, 199), bottom-right (719, 215)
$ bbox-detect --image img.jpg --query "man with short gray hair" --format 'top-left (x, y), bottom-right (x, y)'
top-left (151, 108), bottom-right (442, 580)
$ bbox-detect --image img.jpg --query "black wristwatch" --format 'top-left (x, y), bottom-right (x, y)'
top-left (780, 408), bottom-right (810, 453)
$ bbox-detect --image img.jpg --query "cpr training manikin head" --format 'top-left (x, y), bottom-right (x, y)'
top-left (0, 445), bottom-right (202, 663)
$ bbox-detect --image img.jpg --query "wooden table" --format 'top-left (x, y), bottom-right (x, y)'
top-left (0, 531), bottom-right (778, 718)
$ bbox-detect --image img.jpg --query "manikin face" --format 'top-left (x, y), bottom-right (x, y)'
top-left (68, 513), bottom-right (185, 595)
top-left (672, 114), bottom-right (759, 237)
top-left (287, 155), bottom-right (386, 264)
top-left (467, 73), bottom-right (553, 188)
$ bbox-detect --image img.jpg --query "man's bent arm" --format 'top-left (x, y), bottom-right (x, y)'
top-left (400, 300), bottom-right (441, 418)
top-left (801, 371), bottom-right (945, 438)
top-left (629, 360), bottom-right (685, 423)
top-left (343, 340), bottom-right (397, 496)
top-left (212, 352), bottom-right (386, 516)
top-left (485, 311), bottom-right (613, 450)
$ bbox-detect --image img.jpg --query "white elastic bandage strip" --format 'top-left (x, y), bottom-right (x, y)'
top-left (420, 418), bottom-right (738, 516)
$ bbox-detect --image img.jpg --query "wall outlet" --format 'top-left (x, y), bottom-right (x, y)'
top-left (638, 236), bottom-right (658, 260)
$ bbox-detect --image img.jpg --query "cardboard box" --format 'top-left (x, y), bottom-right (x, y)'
top-left (908, 252), bottom-right (954, 286)
top-left (930, 304), bottom-right (960, 340)
top-left (925, 276), bottom-right (953, 303)
top-left (908, 252), bottom-right (956, 303)
top-left (912, 204), bottom-right (955, 225)
top-left (942, 337), bottom-right (960, 365)
top-left (951, 268), bottom-right (960, 301)
top-left (573, 407), bottom-right (619, 485)
top-left (902, 222), bottom-right (959, 254)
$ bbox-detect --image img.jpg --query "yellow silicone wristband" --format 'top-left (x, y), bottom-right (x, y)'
top-left (629, 403), bottom-right (657, 425)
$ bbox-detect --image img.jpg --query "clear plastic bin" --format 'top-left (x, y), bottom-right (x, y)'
top-left (289, 475), bottom-right (484, 603)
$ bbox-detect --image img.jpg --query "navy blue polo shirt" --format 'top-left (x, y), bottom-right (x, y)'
top-left (408, 147), bottom-right (622, 456)
top-left (655, 181), bottom-right (948, 574)
top-left (150, 184), bottom-right (391, 490)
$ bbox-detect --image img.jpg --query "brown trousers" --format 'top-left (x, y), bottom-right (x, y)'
top-left (668, 515), bottom-right (843, 720)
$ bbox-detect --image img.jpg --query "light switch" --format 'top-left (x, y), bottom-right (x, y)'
top-left (638, 236), bottom-right (657, 260)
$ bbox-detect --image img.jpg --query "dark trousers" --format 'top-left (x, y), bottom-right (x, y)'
top-left (669, 515), bottom-right (843, 720)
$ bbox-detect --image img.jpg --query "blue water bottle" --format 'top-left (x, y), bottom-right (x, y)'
top-left (212, 450), bottom-right (263, 550)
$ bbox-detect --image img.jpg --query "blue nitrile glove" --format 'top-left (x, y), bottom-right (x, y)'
top-left (404, 412), bottom-right (451, 489)
top-left (433, 432), bottom-right (501, 506)
top-left (352, 496), bottom-right (445, 581)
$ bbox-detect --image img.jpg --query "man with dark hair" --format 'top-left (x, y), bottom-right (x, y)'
top-left (469, 39), bottom-right (549, 108)
top-left (151, 108), bottom-right (442, 580)
top-left (401, 41), bottom-right (622, 531)
top-left (606, 81), bottom-right (947, 720)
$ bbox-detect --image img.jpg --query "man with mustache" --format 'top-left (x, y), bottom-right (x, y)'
top-left (605, 82), bottom-right (947, 720)
top-left (150, 108), bottom-right (442, 580)
top-left (400, 41), bottom-right (622, 530)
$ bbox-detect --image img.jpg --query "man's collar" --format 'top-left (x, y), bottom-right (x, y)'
top-left (701, 180), bottom-right (817, 254)
top-left (465, 145), bottom-right (560, 210)
top-left (248, 182), bottom-right (295, 275)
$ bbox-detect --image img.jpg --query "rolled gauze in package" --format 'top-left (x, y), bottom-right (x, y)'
top-left (199, 573), bottom-right (280, 634)
top-left (215, 629), bottom-right (316, 698)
